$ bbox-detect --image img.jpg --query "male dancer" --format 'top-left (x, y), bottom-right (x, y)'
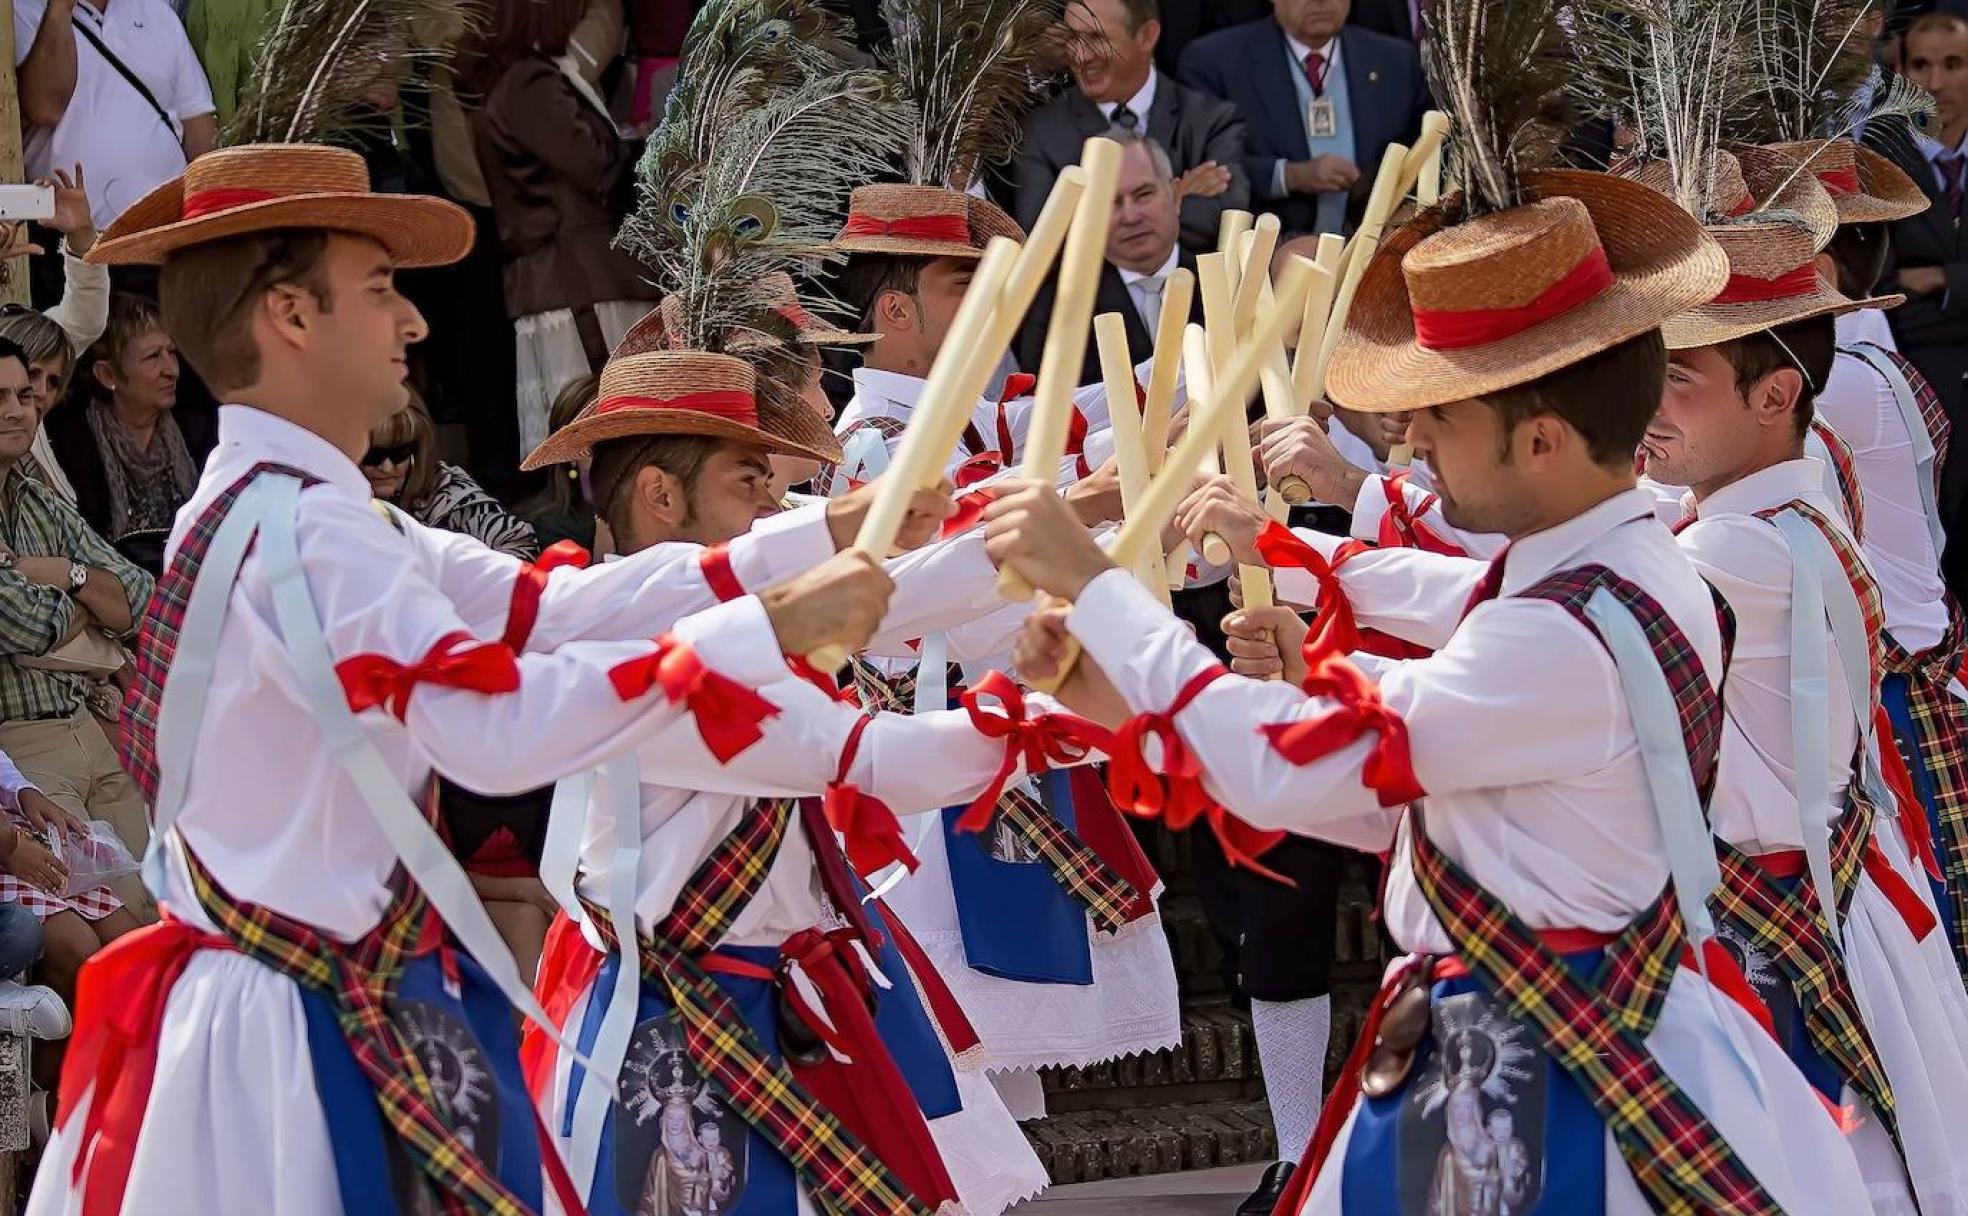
top-left (30, 144), bottom-right (932, 1216)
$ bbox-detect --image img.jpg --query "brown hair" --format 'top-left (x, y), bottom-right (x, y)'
top-left (0, 306), bottom-right (74, 377)
top-left (1719, 314), bottom-right (1837, 440)
top-left (1485, 329), bottom-right (1669, 466)
top-left (462, 0), bottom-right (590, 95)
top-left (81, 292), bottom-right (167, 403)
top-left (590, 434), bottom-right (720, 547)
top-left (158, 230), bottom-right (333, 395)
top-left (368, 394), bottom-right (440, 505)
top-left (836, 254), bottom-right (929, 330)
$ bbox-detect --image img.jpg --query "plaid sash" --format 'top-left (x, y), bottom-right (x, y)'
top-left (179, 836), bottom-right (526, 1214)
top-left (575, 798), bottom-right (936, 1216)
top-left (1810, 419), bottom-right (1868, 543)
top-left (1409, 564), bottom-right (1785, 1216)
top-left (120, 462), bottom-right (313, 800)
top-left (846, 658), bottom-right (1141, 933)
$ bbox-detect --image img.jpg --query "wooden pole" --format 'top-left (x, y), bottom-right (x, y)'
top-left (0, 0), bottom-right (30, 307)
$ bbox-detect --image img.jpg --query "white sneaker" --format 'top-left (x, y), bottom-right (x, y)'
top-left (0, 981), bottom-right (69, 1040)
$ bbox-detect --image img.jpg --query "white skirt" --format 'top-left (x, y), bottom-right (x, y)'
top-left (880, 813), bottom-right (1182, 1074)
top-left (1296, 965), bottom-right (1876, 1216)
top-left (513, 300), bottom-right (653, 457)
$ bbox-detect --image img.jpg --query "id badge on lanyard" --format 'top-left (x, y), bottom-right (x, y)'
top-left (1308, 97), bottom-right (1339, 139)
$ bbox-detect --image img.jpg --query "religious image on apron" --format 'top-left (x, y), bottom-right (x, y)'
top-left (1396, 992), bottom-right (1545, 1216)
top-left (389, 997), bottom-right (505, 1211)
top-left (1713, 924), bottom-right (1796, 1051)
top-left (615, 1012), bottom-right (750, 1216)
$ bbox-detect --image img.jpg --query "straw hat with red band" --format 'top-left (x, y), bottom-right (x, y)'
top-left (1625, 146), bottom-right (1841, 251)
top-left (1768, 137), bottom-right (1928, 225)
top-left (832, 183), bottom-right (1026, 258)
top-left (729, 271), bottom-right (878, 349)
top-left (520, 350), bottom-right (838, 471)
top-left (1659, 217), bottom-right (1901, 349)
top-left (87, 144), bottom-right (473, 268)
top-left (1325, 170), bottom-right (1730, 415)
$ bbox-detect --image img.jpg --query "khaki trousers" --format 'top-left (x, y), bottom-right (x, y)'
top-left (0, 712), bottom-right (154, 920)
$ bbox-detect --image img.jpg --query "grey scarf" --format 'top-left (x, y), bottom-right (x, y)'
top-left (84, 399), bottom-right (198, 540)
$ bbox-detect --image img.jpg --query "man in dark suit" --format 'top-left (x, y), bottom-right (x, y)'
top-left (1015, 133), bottom-right (1202, 384)
top-left (1884, 9), bottom-right (1968, 587)
top-left (1348, 0), bottom-right (1424, 44)
top-left (1014, 0), bottom-right (1249, 254)
top-left (1152, 0), bottom-right (1272, 89)
top-left (1178, 0), bottom-right (1429, 235)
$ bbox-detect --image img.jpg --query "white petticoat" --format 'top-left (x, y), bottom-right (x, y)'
top-left (513, 300), bottom-right (653, 457)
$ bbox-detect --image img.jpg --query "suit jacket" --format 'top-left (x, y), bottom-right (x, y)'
top-left (1347, 0), bottom-right (1419, 44)
top-left (1178, 19), bottom-right (1428, 235)
top-left (1013, 77), bottom-right (1249, 253)
top-left (1153, 0), bottom-right (1274, 77)
top-left (1877, 132), bottom-right (1968, 362)
top-left (1015, 248), bottom-right (1204, 386)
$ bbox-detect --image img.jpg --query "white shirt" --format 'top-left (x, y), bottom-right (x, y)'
top-left (1341, 469), bottom-right (1509, 560)
top-left (14, 0), bottom-right (215, 230)
top-left (161, 407), bottom-right (836, 939)
top-left (1077, 489), bottom-right (1722, 953)
top-left (1115, 245), bottom-right (1179, 334)
top-left (1097, 67), bottom-right (1157, 130)
top-left (1818, 311), bottom-right (1949, 654)
top-left (1676, 460), bottom-right (1858, 854)
top-left (0, 746), bottom-right (32, 813)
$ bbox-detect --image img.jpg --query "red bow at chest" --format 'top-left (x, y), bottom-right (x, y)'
top-left (338, 632), bottom-right (522, 720)
top-left (608, 635), bottom-right (779, 762)
top-left (952, 671), bottom-right (1108, 833)
top-left (1105, 665), bottom-right (1287, 878)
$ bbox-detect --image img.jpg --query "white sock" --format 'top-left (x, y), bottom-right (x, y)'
top-left (1251, 994), bottom-right (1331, 1165)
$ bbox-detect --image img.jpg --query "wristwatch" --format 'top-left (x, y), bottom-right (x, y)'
top-left (66, 561), bottom-right (86, 594)
top-left (0, 549), bottom-right (13, 571)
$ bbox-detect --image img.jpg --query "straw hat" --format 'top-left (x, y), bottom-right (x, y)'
top-left (1325, 170), bottom-right (1729, 414)
top-left (1626, 147), bottom-right (1840, 251)
top-left (88, 144), bottom-right (473, 268)
top-left (728, 272), bottom-right (878, 350)
top-left (1768, 138), bottom-right (1928, 224)
top-left (832, 184), bottom-right (1026, 258)
top-left (521, 350), bottom-right (837, 470)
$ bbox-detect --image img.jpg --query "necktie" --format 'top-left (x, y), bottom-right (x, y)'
top-left (1302, 50), bottom-right (1329, 96)
top-left (1133, 273), bottom-right (1166, 333)
top-left (1942, 152), bottom-right (1966, 224)
top-left (1110, 103), bottom-right (1139, 132)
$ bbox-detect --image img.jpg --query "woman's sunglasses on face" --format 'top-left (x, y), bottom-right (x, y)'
top-left (361, 443), bottom-right (417, 469)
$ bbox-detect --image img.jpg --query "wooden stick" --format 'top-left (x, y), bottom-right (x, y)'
top-left (1313, 141), bottom-right (1409, 380)
top-left (1401, 111), bottom-right (1450, 206)
top-left (1202, 330), bottom-right (1276, 614)
top-left (806, 239), bottom-right (1020, 671)
top-left (1138, 267), bottom-right (1193, 591)
top-left (1231, 213), bottom-right (1281, 335)
top-left (1180, 323), bottom-right (1233, 567)
top-left (999, 137), bottom-right (1123, 600)
top-left (1095, 313), bottom-right (1169, 603)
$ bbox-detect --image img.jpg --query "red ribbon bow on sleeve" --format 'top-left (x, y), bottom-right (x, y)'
top-left (951, 671), bottom-right (1108, 834)
top-left (1262, 656), bottom-right (1425, 807)
top-left (824, 713), bottom-right (919, 876)
top-left (1104, 665), bottom-right (1288, 879)
top-left (1377, 472), bottom-right (1467, 557)
top-left (1255, 520), bottom-right (1365, 662)
top-left (337, 632), bottom-right (523, 720)
top-left (502, 540), bottom-right (592, 652)
top-left (607, 635), bottom-right (780, 763)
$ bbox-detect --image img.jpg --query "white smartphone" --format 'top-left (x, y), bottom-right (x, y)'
top-left (0, 184), bottom-right (55, 222)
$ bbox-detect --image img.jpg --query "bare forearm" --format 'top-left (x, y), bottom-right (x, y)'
top-left (181, 113), bottom-right (217, 160)
top-left (19, 0), bottom-right (79, 130)
top-left (72, 568), bottom-right (132, 633)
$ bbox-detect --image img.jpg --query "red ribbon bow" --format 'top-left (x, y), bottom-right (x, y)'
top-left (824, 713), bottom-right (919, 876)
top-left (503, 540), bottom-right (592, 652)
top-left (337, 632), bottom-right (522, 720)
top-left (1263, 657), bottom-right (1425, 807)
top-left (607, 635), bottom-right (779, 762)
top-left (1104, 666), bottom-right (1288, 878)
top-left (952, 671), bottom-right (1107, 833)
top-left (1255, 520), bottom-right (1364, 662)
top-left (1376, 472), bottom-right (1467, 557)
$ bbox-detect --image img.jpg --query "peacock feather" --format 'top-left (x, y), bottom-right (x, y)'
top-left (1421, 0), bottom-right (1576, 217)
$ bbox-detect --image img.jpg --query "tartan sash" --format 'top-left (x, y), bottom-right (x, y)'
top-left (575, 798), bottom-right (937, 1216)
top-left (1408, 564), bottom-right (1785, 1216)
top-left (120, 462), bottom-right (314, 801)
top-left (178, 838), bottom-right (525, 1215)
top-left (1810, 419), bottom-right (1868, 543)
top-left (846, 658), bottom-right (1141, 933)
top-left (1712, 794), bottom-right (1896, 1141)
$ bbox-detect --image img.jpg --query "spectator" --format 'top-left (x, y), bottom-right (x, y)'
top-left (51, 293), bottom-right (214, 552)
top-left (0, 336), bottom-right (154, 916)
top-left (14, 0), bottom-right (217, 232)
top-left (364, 398), bottom-right (541, 558)
top-left (1882, 9), bottom-right (1968, 590)
top-left (1179, 0), bottom-right (1428, 236)
top-left (180, 0), bottom-right (281, 126)
top-left (1017, 133), bottom-right (1204, 383)
top-left (516, 373), bottom-right (599, 552)
top-left (1348, 0), bottom-right (1426, 47)
top-left (1013, 0), bottom-right (1248, 254)
top-left (468, 0), bottom-right (659, 459)
top-left (1153, 0), bottom-right (1271, 76)
top-left (6, 164), bottom-right (109, 499)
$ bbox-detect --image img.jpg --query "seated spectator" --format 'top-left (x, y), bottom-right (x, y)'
top-left (364, 398), bottom-right (541, 557)
top-left (1179, 0), bottom-right (1429, 236)
top-left (1012, 0), bottom-right (1247, 254)
top-left (0, 337), bottom-right (154, 920)
top-left (1017, 132), bottom-right (1204, 384)
top-left (50, 294), bottom-right (213, 556)
top-left (14, 0), bottom-right (216, 232)
top-left (516, 373), bottom-right (599, 552)
top-left (468, 0), bottom-right (659, 458)
top-left (8, 164), bottom-right (107, 500)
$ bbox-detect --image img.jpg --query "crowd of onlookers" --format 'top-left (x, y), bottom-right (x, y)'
top-left (0, 0), bottom-right (1964, 1157)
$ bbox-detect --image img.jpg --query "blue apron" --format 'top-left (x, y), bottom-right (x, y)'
top-left (943, 767), bottom-right (1094, 984)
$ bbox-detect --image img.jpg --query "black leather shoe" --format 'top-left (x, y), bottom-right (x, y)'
top-left (1236, 1160), bottom-right (1296, 1216)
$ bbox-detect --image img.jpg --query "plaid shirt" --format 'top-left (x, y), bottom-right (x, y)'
top-left (0, 464), bottom-right (152, 722)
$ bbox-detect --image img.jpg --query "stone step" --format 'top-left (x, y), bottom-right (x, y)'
top-left (1023, 1100), bottom-right (1279, 1185)
top-left (1041, 1000), bottom-right (1258, 1101)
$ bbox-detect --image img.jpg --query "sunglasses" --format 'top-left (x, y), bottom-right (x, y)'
top-left (361, 443), bottom-right (417, 468)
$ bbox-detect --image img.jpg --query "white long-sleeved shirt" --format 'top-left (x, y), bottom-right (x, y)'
top-left (162, 406), bottom-right (838, 940)
top-left (1674, 459), bottom-right (1861, 855)
top-left (1070, 488), bottom-right (1724, 954)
